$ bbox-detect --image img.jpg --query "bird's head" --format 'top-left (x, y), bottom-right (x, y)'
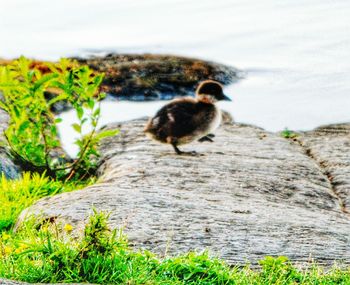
top-left (195, 80), bottom-right (231, 103)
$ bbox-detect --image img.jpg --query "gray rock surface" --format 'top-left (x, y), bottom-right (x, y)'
top-left (0, 109), bottom-right (20, 179)
top-left (0, 279), bottom-right (22, 285)
top-left (17, 117), bottom-right (350, 266)
top-left (0, 150), bottom-right (21, 179)
top-left (298, 124), bottom-right (350, 214)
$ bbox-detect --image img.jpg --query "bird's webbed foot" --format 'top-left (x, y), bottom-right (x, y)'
top-left (198, 134), bottom-right (214, 143)
top-left (171, 144), bottom-right (202, 156)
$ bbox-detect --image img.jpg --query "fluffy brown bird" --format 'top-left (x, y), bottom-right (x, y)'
top-left (144, 80), bottom-right (231, 155)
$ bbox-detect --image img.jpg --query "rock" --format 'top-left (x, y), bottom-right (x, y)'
top-left (0, 279), bottom-right (22, 285)
top-left (74, 54), bottom-right (240, 100)
top-left (0, 109), bottom-right (20, 179)
top-left (0, 100), bottom-right (8, 135)
top-left (0, 279), bottom-right (30, 285)
top-left (0, 150), bottom-right (21, 179)
top-left (1, 54), bottom-right (240, 112)
top-left (297, 124), bottom-right (350, 213)
top-left (16, 117), bottom-right (350, 266)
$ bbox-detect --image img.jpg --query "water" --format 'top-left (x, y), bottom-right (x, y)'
top-left (1, 0), bottom-right (350, 156)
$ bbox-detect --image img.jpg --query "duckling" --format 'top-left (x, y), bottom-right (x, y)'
top-left (144, 80), bottom-right (231, 155)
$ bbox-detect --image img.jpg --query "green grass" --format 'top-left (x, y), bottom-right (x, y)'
top-left (1, 211), bottom-right (350, 285)
top-left (0, 172), bottom-right (94, 232)
top-left (0, 174), bottom-right (349, 284)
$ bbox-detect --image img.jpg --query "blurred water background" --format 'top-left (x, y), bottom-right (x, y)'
top-left (1, 0), bottom-right (350, 155)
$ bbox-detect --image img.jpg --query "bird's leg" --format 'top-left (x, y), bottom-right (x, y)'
top-left (170, 137), bottom-right (200, 156)
top-left (169, 137), bottom-right (183, 155)
top-left (172, 143), bottom-right (183, 155)
top-left (171, 143), bottom-right (199, 156)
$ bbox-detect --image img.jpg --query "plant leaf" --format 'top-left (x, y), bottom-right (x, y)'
top-left (94, 129), bottom-right (119, 140)
top-left (72, 123), bottom-right (81, 133)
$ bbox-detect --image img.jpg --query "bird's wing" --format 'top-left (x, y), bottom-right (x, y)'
top-left (151, 99), bottom-right (202, 139)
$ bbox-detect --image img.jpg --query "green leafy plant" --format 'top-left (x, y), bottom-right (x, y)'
top-left (0, 172), bottom-right (92, 232)
top-left (280, 128), bottom-right (298, 139)
top-left (0, 56), bottom-right (118, 180)
top-left (1, 211), bottom-right (350, 284)
top-left (259, 256), bottom-right (301, 283)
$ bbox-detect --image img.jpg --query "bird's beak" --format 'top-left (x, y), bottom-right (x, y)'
top-left (222, 94), bottom-right (232, 101)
